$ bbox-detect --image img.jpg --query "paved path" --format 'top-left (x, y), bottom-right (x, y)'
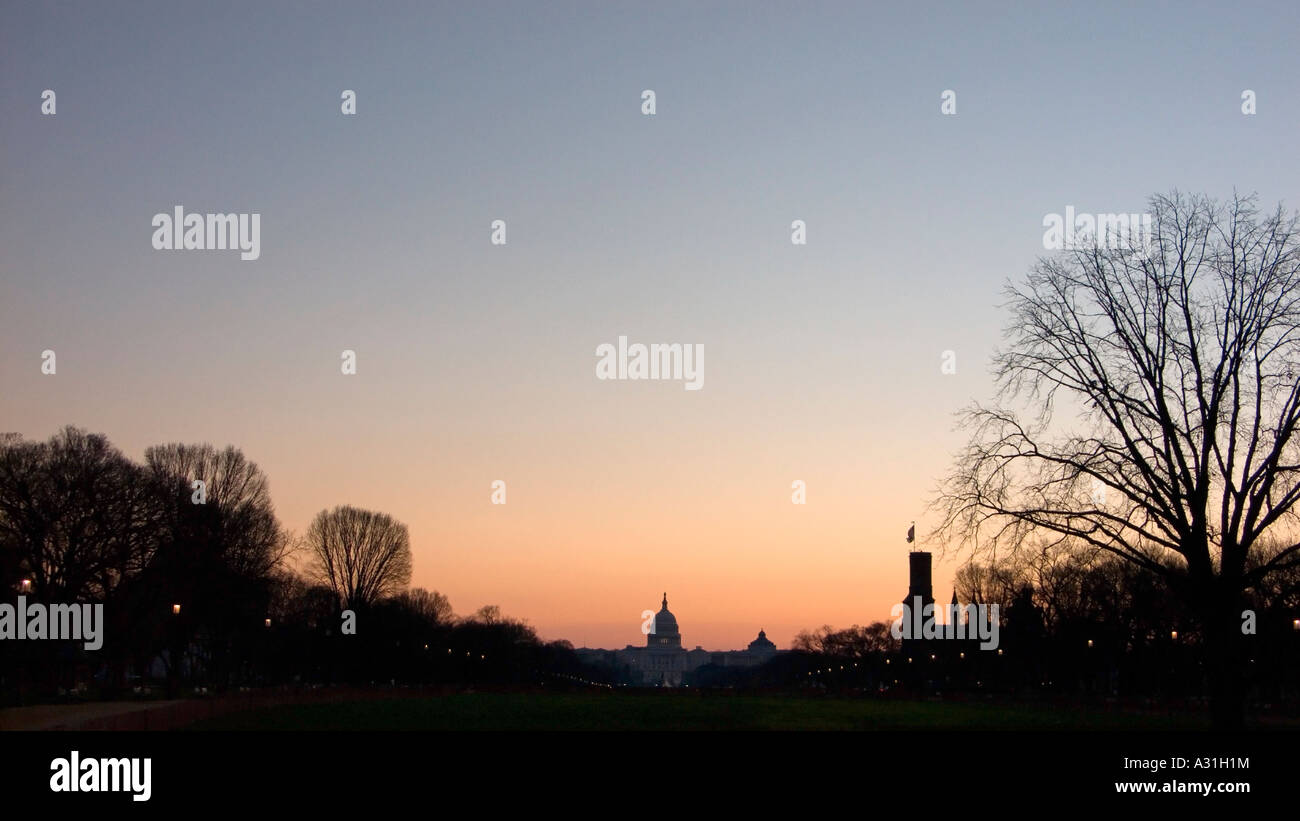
top-left (0, 700), bottom-right (182, 731)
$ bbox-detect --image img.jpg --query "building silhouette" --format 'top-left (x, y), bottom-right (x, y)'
top-left (575, 593), bottom-right (779, 686)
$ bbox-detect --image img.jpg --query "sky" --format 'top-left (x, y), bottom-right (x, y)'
top-left (2, 0), bottom-right (1298, 650)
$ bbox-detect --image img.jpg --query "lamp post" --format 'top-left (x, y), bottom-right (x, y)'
top-left (19, 579), bottom-right (31, 593)
top-left (167, 604), bottom-right (183, 699)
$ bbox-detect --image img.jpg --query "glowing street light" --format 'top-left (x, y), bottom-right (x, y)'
top-left (19, 579), bottom-right (31, 592)
top-left (1171, 630), bottom-right (1179, 640)
top-left (172, 604), bottom-right (181, 615)
top-left (1087, 639), bottom-right (1094, 648)
top-left (265, 618), bottom-right (272, 627)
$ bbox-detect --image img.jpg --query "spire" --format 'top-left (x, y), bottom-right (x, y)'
top-left (662, 592), bottom-right (668, 610)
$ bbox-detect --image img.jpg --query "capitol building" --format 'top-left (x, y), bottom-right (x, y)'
top-left (575, 593), bottom-right (780, 686)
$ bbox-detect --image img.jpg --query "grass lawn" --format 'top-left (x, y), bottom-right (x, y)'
top-left (185, 692), bottom-right (1214, 731)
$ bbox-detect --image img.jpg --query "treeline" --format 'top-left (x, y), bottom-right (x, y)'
top-left (946, 543), bottom-right (1300, 701)
top-left (0, 427), bottom-right (583, 705)
top-left (785, 543), bottom-right (1300, 704)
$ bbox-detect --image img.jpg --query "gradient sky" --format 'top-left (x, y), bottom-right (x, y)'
top-left (3, 1), bottom-right (1298, 650)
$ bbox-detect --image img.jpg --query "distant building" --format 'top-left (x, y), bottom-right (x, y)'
top-left (900, 551), bottom-right (938, 657)
top-left (575, 593), bottom-right (780, 686)
top-left (898, 551), bottom-right (989, 661)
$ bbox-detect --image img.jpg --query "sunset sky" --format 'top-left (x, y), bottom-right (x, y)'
top-left (3, 1), bottom-right (1298, 650)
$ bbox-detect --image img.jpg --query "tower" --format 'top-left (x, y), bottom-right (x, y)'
top-left (904, 551), bottom-right (936, 615)
top-left (900, 551), bottom-right (937, 656)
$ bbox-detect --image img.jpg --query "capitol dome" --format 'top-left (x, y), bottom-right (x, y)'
top-left (649, 592), bottom-right (682, 647)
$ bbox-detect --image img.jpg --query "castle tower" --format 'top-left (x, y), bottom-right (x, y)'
top-left (903, 551), bottom-right (935, 615)
top-left (900, 552), bottom-right (937, 655)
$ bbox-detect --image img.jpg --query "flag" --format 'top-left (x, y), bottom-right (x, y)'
top-left (906, 523), bottom-right (915, 543)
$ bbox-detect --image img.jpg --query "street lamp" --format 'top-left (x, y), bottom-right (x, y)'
top-left (264, 618), bottom-right (272, 627)
top-left (1087, 639), bottom-right (1094, 648)
top-left (172, 604), bottom-right (181, 614)
top-left (19, 579), bottom-right (31, 592)
top-left (1171, 630), bottom-right (1179, 640)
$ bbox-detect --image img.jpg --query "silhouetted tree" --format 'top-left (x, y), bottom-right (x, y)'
top-left (469, 604), bottom-right (504, 625)
top-left (141, 443), bottom-right (290, 691)
top-left (936, 191), bottom-right (1300, 728)
top-left (0, 427), bottom-right (157, 603)
top-left (0, 428), bottom-right (162, 697)
top-left (305, 505), bottom-right (412, 612)
top-left (793, 622), bottom-right (896, 657)
top-left (145, 443), bottom-right (288, 578)
top-left (394, 587), bottom-right (454, 624)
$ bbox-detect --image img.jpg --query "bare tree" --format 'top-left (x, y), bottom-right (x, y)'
top-left (0, 427), bottom-right (157, 602)
top-left (468, 604), bottom-right (505, 625)
top-left (395, 587), bottom-right (454, 624)
top-left (792, 622), bottom-right (897, 656)
top-left (142, 443), bottom-right (289, 690)
top-left (145, 443), bottom-right (290, 579)
top-left (934, 191), bottom-right (1300, 728)
top-left (305, 505), bottom-right (412, 611)
top-left (953, 560), bottom-right (1021, 616)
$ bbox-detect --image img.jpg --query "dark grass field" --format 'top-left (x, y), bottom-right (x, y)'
top-left (185, 692), bottom-right (1219, 731)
